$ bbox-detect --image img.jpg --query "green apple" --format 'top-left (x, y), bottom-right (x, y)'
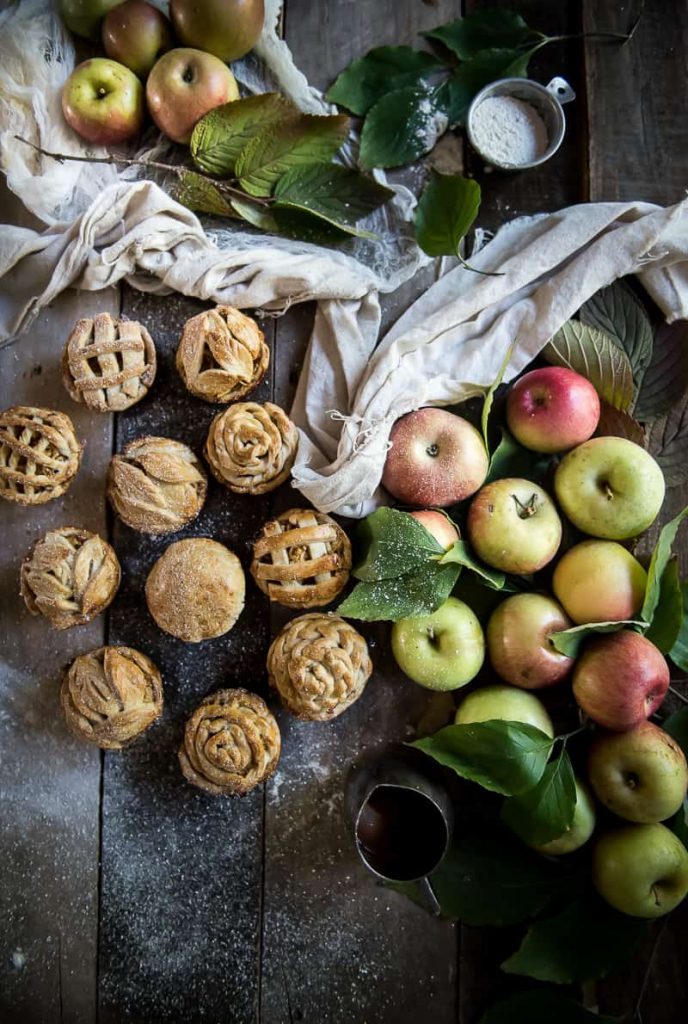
top-left (467, 478), bottom-right (562, 574)
top-left (391, 597), bottom-right (485, 691)
top-left (553, 539), bottom-right (647, 624)
top-left (533, 777), bottom-right (596, 855)
top-left (59, 0), bottom-right (123, 41)
top-left (587, 721), bottom-right (688, 823)
top-left (454, 683), bottom-right (553, 736)
top-left (554, 437), bottom-right (665, 540)
top-left (170, 0), bottom-right (265, 62)
top-left (592, 823), bottom-right (688, 918)
top-left (62, 58), bottom-right (145, 146)
top-left (487, 592), bottom-right (574, 689)
top-left (102, 0), bottom-right (174, 78)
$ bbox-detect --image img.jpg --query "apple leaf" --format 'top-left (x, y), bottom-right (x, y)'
top-left (415, 171), bottom-right (481, 258)
top-left (326, 46), bottom-right (445, 116)
top-left (646, 387), bottom-right (688, 487)
top-left (423, 11), bottom-right (532, 60)
top-left (229, 197), bottom-right (279, 232)
top-left (550, 620), bottom-right (645, 658)
top-left (663, 706), bottom-right (688, 759)
top-left (479, 990), bottom-right (619, 1024)
top-left (338, 561), bottom-right (460, 621)
top-left (174, 171), bottom-right (234, 217)
top-left (641, 505), bottom-right (688, 624)
top-left (485, 428), bottom-right (555, 485)
top-left (543, 320), bottom-right (635, 412)
top-left (439, 540), bottom-right (508, 590)
top-left (190, 93), bottom-right (295, 177)
top-left (502, 895), bottom-right (647, 983)
top-left (359, 85), bottom-right (448, 171)
top-left (668, 798), bottom-right (688, 851)
top-left (644, 557), bottom-right (683, 653)
top-left (481, 342), bottom-right (514, 452)
top-left (236, 113), bottom-right (350, 197)
top-left (412, 721), bottom-right (554, 796)
top-left (595, 401), bottom-right (646, 446)
top-left (353, 507), bottom-right (445, 581)
top-left (434, 48), bottom-right (531, 128)
top-left (634, 320), bottom-right (688, 422)
top-left (273, 163), bottom-right (393, 237)
top-left (579, 279), bottom-right (654, 391)
top-left (669, 584), bottom-right (688, 673)
top-left (501, 749), bottom-right (576, 846)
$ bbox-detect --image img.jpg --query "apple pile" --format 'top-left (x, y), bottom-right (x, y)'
top-left (58, 0), bottom-right (263, 146)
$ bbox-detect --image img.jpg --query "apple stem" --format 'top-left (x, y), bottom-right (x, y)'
top-left (511, 493), bottom-right (540, 519)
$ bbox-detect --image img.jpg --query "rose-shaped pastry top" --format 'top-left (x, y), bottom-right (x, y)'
top-left (62, 313), bottom-right (157, 412)
top-left (20, 527), bottom-right (121, 630)
top-left (176, 305), bottom-right (269, 404)
top-left (179, 688), bottom-right (281, 796)
top-left (268, 613), bottom-right (372, 721)
top-left (0, 405), bottom-right (82, 505)
top-left (107, 436), bottom-right (207, 535)
top-left (61, 646), bottom-right (163, 749)
top-left (250, 508), bottom-right (351, 608)
top-left (145, 538), bottom-right (246, 643)
top-left (205, 401), bottom-right (298, 495)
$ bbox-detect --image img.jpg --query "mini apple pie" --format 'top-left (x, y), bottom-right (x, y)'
top-left (107, 436), bottom-right (207, 535)
top-left (250, 508), bottom-right (351, 608)
top-left (205, 401), bottom-right (298, 494)
top-left (62, 313), bottom-right (157, 412)
top-left (145, 537), bottom-right (245, 642)
top-left (0, 405), bottom-right (82, 505)
top-left (176, 304), bottom-right (269, 404)
top-left (61, 646), bottom-right (163, 749)
top-left (179, 688), bottom-right (281, 796)
top-left (20, 527), bottom-right (121, 630)
top-left (268, 613), bottom-right (372, 721)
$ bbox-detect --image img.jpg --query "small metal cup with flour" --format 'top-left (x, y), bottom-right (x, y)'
top-left (467, 77), bottom-right (575, 171)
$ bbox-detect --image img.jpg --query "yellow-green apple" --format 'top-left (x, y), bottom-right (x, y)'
top-left (572, 630), bottom-right (669, 730)
top-left (170, 0), bottom-right (265, 62)
top-left (592, 823), bottom-right (688, 917)
top-left (467, 478), bottom-right (562, 574)
top-left (554, 437), bottom-right (665, 540)
top-left (506, 367), bottom-right (600, 453)
top-left (409, 510), bottom-right (460, 550)
top-left (59, 0), bottom-right (122, 40)
top-left (532, 777), bottom-right (596, 855)
top-left (382, 408), bottom-right (488, 508)
top-left (103, 0), bottom-right (174, 78)
top-left (391, 597), bottom-right (485, 691)
top-left (62, 58), bottom-right (145, 146)
top-left (454, 683), bottom-right (553, 736)
top-left (553, 539), bottom-right (647, 625)
top-left (587, 721), bottom-right (687, 823)
top-left (486, 592), bottom-right (574, 689)
top-left (146, 48), bottom-right (240, 144)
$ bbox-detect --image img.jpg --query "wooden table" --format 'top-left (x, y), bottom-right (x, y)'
top-left (1, 2), bottom-right (687, 1022)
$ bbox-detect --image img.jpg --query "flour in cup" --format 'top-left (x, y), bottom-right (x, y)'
top-left (471, 95), bottom-right (549, 166)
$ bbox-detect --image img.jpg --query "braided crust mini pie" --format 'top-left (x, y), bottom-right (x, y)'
top-left (179, 688), bottom-right (281, 796)
top-left (250, 508), bottom-right (351, 608)
top-left (146, 538), bottom-right (246, 642)
top-left (61, 646), bottom-right (163, 749)
top-left (205, 401), bottom-right (298, 494)
top-left (107, 436), bottom-right (207, 535)
top-left (62, 313), bottom-right (157, 412)
top-left (20, 527), bottom-right (121, 630)
top-left (0, 405), bottom-right (82, 505)
top-left (176, 305), bottom-right (269, 404)
top-left (268, 613), bottom-right (372, 721)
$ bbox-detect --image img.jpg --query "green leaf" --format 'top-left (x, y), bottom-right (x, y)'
top-left (481, 342), bottom-right (514, 450)
top-left (424, 11), bottom-right (532, 60)
top-left (663, 706), bottom-right (688, 759)
top-left (641, 505), bottom-right (688, 623)
top-left (353, 507), bottom-right (444, 581)
top-left (415, 171), bottom-right (481, 257)
top-left (595, 401), bottom-right (646, 446)
top-left (326, 46), bottom-right (445, 116)
top-left (359, 86), bottom-right (448, 171)
top-left (439, 540), bottom-right (506, 590)
top-left (480, 990), bottom-right (619, 1024)
top-left (485, 428), bottom-right (554, 485)
top-left (644, 558), bottom-right (683, 653)
top-left (543, 320), bottom-right (635, 412)
top-left (236, 113), bottom-right (350, 197)
top-left (669, 584), bottom-right (688, 672)
top-left (579, 279), bottom-right (654, 391)
top-left (434, 49), bottom-right (530, 128)
top-left (338, 561), bottom-right (460, 621)
top-left (501, 750), bottom-right (577, 846)
top-left (174, 170), bottom-right (233, 217)
top-left (550, 620), bottom-right (645, 658)
top-left (273, 163), bottom-right (393, 236)
top-left (190, 93), bottom-right (294, 176)
top-left (668, 798), bottom-right (688, 850)
top-left (502, 896), bottom-right (647, 983)
top-left (412, 721), bottom-right (554, 796)
top-left (634, 320), bottom-right (688, 422)
top-left (646, 389), bottom-right (688, 487)
top-left (229, 197), bottom-right (279, 232)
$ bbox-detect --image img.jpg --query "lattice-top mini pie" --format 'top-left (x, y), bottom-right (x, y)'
top-left (205, 401), bottom-right (298, 494)
top-left (267, 613), bottom-right (372, 721)
top-left (61, 646), bottom-right (163, 749)
top-left (20, 527), bottom-right (121, 630)
top-left (250, 508), bottom-right (351, 608)
top-left (107, 436), bottom-right (207, 535)
top-left (62, 313), bottom-right (157, 412)
top-left (179, 688), bottom-right (281, 796)
top-left (0, 405), bottom-right (82, 505)
top-left (176, 305), bottom-right (269, 404)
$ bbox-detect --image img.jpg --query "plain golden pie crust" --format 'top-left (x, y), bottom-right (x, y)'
top-left (205, 401), bottom-right (298, 494)
top-left (176, 305), bottom-right (269, 404)
top-left (62, 313), bottom-right (157, 412)
top-left (0, 405), bottom-right (82, 505)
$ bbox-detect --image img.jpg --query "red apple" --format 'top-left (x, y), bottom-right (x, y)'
top-left (467, 478), bottom-right (562, 574)
top-left (146, 48), bottom-right (240, 144)
top-left (409, 510), bottom-right (459, 551)
top-left (506, 366), bottom-right (600, 454)
top-left (382, 408), bottom-right (488, 508)
top-left (572, 630), bottom-right (669, 731)
top-left (62, 58), bottom-right (145, 146)
top-left (170, 0), bottom-right (265, 62)
top-left (103, 0), bottom-right (174, 78)
top-left (553, 539), bottom-right (647, 625)
top-left (487, 592), bottom-right (574, 689)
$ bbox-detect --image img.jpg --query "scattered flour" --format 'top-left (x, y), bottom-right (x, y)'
top-left (471, 95), bottom-right (549, 167)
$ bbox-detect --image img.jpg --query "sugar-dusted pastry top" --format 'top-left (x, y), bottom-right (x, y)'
top-left (62, 313), bottom-right (157, 412)
top-left (0, 405), bottom-right (82, 505)
top-left (205, 400), bottom-right (298, 494)
top-left (176, 304), bottom-right (269, 404)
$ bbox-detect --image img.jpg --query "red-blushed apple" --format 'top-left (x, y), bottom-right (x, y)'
top-left (592, 823), bottom-right (688, 917)
top-left (146, 48), bottom-right (240, 144)
top-left (103, 0), bottom-right (174, 78)
top-left (59, 0), bottom-right (122, 41)
top-left (62, 58), bottom-right (145, 146)
top-left (486, 592), bottom-right (574, 689)
top-left (454, 683), bottom-right (553, 736)
top-left (409, 510), bottom-right (460, 551)
top-left (572, 630), bottom-right (669, 731)
top-left (506, 366), bottom-right (601, 454)
top-left (391, 597), bottom-right (485, 691)
top-left (467, 478), bottom-right (561, 574)
top-left (532, 777), bottom-right (596, 855)
top-left (170, 0), bottom-right (265, 62)
top-left (382, 408), bottom-right (488, 508)
top-left (553, 539), bottom-right (647, 625)
top-left (587, 721), bottom-right (688, 823)
top-left (554, 437), bottom-right (665, 540)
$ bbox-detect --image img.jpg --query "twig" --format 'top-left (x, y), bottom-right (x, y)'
top-left (669, 684), bottom-right (688, 705)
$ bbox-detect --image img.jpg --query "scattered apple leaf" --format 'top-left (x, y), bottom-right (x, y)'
top-left (481, 342), bottom-right (514, 452)
top-left (439, 539), bottom-right (509, 590)
top-left (646, 388), bottom-right (688, 487)
top-left (644, 557), bottom-right (683, 653)
top-left (352, 507), bottom-right (445, 582)
top-left (549, 620), bottom-right (645, 658)
top-left (663, 706), bottom-right (688, 759)
top-left (543, 320), bottom-right (635, 412)
top-left (359, 85), bottom-right (448, 171)
top-left (501, 749), bottom-right (576, 846)
top-left (229, 197), bottom-right (279, 232)
top-left (273, 163), bottom-right (393, 237)
top-left (485, 428), bottom-right (555, 485)
top-left (191, 93), bottom-right (295, 176)
top-left (415, 171), bottom-right (481, 257)
top-left (434, 48), bottom-right (531, 127)
top-left (174, 171), bottom-right (234, 217)
top-left (594, 401), bottom-right (646, 446)
top-left (326, 46), bottom-right (444, 116)
top-left (579, 279), bottom-right (654, 391)
top-left (423, 10), bottom-right (532, 60)
top-left (479, 989), bottom-right (619, 1024)
top-left (669, 584), bottom-right (688, 673)
top-left (641, 505), bottom-right (688, 624)
top-left (338, 561), bottom-right (460, 621)
top-left (236, 113), bottom-right (350, 197)
top-left (634, 320), bottom-right (688, 422)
